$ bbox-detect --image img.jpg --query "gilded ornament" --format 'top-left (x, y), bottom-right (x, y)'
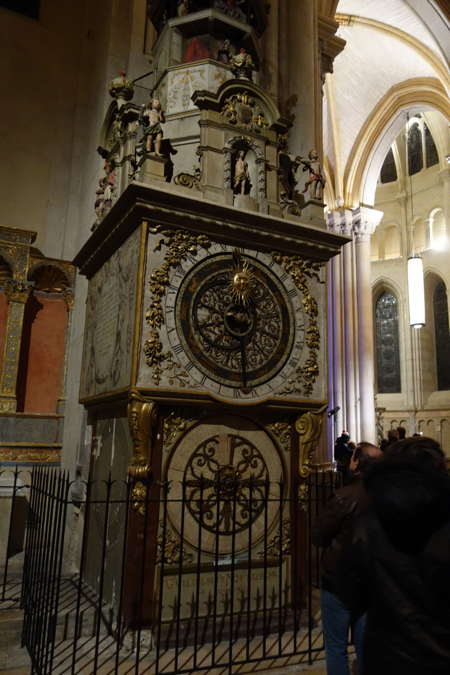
top-left (0, 447), bottom-right (61, 463)
top-left (144, 226), bottom-right (211, 385)
top-left (221, 91), bottom-right (268, 132)
top-left (162, 412), bottom-right (194, 447)
top-left (295, 406), bottom-right (326, 479)
top-left (258, 520), bottom-right (291, 558)
top-left (174, 171), bottom-right (200, 190)
top-left (271, 253), bottom-right (324, 396)
top-left (267, 422), bottom-right (292, 453)
top-left (127, 391), bottom-right (158, 468)
top-left (157, 526), bottom-right (194, 565)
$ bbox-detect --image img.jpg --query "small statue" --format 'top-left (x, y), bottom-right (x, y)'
top-left (233, 150), bottom-right (251, 195)
top-left (141, 98), bottom-right (165, 156)
top-left (231, 47), bottom-right (255, 80)
top-left (279, 151), bottom-right (302, 202)
top-left (217, 38), bottom-right (233, 64)
top-left (177, 0), bottom-right (189, 17)
top-left (301, 149), bottom-right (325, 201)
top-left (94, 160), bottom-right (117, 222)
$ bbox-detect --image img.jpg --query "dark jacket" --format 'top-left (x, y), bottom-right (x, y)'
top-left (337, 465), bottom-right (450, 675)
top-left (312, 477), bottom-right (371, 594)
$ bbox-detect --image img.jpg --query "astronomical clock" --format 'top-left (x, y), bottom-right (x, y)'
top-left (75, 11), bottom-right (346, 627)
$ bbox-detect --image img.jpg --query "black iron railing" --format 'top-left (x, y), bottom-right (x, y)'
top-left (0, 466), bottom-right (341, 674)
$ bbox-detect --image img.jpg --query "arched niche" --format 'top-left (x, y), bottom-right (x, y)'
top-left (16, 265), bottom-right (71, 413)
top-left (383, 224), bottom-right (402, 259)
top-left (429, 208), bottom-right (446, 249)
top-left (370, 229), bottom-right (381, 261)
top-left (224, 136), bottom-right (266, 203)
top-left (413, 218), bottom-right (427, 252)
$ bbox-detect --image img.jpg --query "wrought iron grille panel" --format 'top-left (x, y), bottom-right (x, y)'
top-left (8, 466), bottom-right (342, 674)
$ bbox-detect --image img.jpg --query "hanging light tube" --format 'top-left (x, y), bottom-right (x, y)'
top-left (408, 255), bottom-right (425, 327)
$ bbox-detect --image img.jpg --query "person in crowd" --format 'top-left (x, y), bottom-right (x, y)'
top-left (379, 427), bottom-right (399, 452)
top-left (337, 437), bottom-right (450, 675)
top-left (313, 442), bottom-right (383, 675)
top-left (397, 425), bottom-right (406, 440)
top-left (334, 431), bottom-right (353, 484)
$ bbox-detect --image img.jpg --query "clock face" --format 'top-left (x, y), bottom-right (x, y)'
top-left (163, 244), bottom-right (306, 402)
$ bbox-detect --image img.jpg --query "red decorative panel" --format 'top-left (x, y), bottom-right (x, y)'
top-left (19, 294), bottom-right (68, 413)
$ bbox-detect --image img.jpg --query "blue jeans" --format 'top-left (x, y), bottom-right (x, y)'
top-left (320, 588), bottom-right (366, 675)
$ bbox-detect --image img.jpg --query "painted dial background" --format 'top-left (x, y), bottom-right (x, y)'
top-left (164, 244), bottom-right (306, 401)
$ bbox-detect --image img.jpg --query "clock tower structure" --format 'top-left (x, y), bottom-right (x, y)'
top-left (74, 0), bottom-right (347, 629)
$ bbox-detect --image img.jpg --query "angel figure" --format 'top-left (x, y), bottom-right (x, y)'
top-left (301, 149), bottom-right (325, 201)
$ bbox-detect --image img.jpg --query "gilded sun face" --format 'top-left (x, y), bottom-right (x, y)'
top-left (229, 250), bottom-right (255, 306)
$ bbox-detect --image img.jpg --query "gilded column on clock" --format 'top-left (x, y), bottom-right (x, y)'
top-left (0, 279), bottom-right (33, 412)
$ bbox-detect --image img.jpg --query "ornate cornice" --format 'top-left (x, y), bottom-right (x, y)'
top-left (74, 183), bottom-right (347, 279)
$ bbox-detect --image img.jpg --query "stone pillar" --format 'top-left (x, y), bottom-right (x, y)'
top-left (353, 206), bottom-right (383, 442)
top-left (0, 280), bottom-right (34, 412)
top-left (326, 219), bottom-right (345, 452)
top-left (327, 206), bottom-right (383, 444)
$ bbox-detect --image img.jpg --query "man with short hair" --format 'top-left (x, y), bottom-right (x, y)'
top-left (313, 441), bottom-right (382, 675)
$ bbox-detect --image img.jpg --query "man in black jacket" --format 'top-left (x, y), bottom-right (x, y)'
top-left (337, 437), bottom-right (450, 675)
top-left (313, 441), bottom-right (382, 675)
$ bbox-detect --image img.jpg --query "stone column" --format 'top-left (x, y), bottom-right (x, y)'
top-left (327, 206), bottom-right (383, 444)
top-left (353, 206), bottom-right (383, 442)
top-left (326, 215), bottom-right (345, 451)
top-left (0, 280), bottom-right (34, 412)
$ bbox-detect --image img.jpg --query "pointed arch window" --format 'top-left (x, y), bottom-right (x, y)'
top-left (375, 291), bottom-right (401, 393)
top-left (433, 281), bottom-right (450, 390)
top-left (408, 122), bottom-right (423, 176)
top-left (424, 124), bottom-right (439, 168)
top-left (380, 147), bottom-right (397, 184)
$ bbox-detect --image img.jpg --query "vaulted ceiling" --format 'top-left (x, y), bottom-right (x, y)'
top-left (323, 0), bottom-right (449, 208)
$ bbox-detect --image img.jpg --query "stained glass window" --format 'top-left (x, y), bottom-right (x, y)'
top-left (375, 292), bottom-right (401, 393)
top-left (433, 281), bottom-right (450, 390)
top-left (408, 122), bottom-right (423, 176)
top-left (380, 147), bottom-right (397, 184)
top-left (425, 124), bottom-right (439, 167)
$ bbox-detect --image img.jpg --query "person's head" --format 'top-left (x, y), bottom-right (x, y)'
top-left (385, 436), bottom-right (446, 471)
top-left (365, 449), bottom-right (450, 553)
top-left (397, 426), bottom-right (406, 440)
top-left (350, 441), bottom-right (382, 475)
top-left (387, 428), bottom-right (399, 443)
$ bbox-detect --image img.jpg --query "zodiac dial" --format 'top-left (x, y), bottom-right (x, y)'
top-left (164, 244), bottom-right (306, 402)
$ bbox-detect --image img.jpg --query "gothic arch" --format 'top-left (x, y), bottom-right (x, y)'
top-left (343, 78), bottom-right (450, 207)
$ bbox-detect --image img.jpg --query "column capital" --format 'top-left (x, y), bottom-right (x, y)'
top-left (326, 208), bottom-right (354, 236)
top-left (3, 279), bottom-right (34, 303)
top-left (352, 205), bottom-right (384, 242)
